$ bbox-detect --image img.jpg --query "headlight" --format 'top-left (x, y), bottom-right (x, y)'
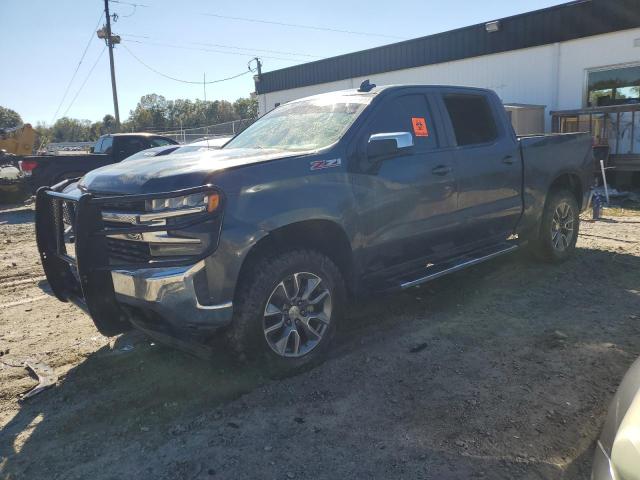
top-left (145, 192), bottom-right (220, 213)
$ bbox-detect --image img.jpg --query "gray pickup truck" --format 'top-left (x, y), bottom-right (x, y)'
top-left (36, 83), bottom-right (593, 368)
top-left (22, 133), bottom-right (177, 192)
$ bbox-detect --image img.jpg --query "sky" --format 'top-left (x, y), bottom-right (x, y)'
top-left (1, 0), bottom-right (570, 125)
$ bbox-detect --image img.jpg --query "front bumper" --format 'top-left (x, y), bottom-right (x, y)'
top-left (591, 440), bottom-right (614, 480)
top-left (112, 260), bottom-right (233, 332)
top-left (35, 183), bottom-right (232, 337)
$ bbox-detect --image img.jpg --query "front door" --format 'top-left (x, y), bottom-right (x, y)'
top-left (351, 91), bottom-right (460, 278)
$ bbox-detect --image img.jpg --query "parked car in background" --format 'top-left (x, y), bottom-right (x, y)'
top-left (122, 137), bottom-right (232, 162)
top-left (20, 133), bottom-right (178, 191)
top-left (36, 84), bottom-right (593, 370)
top-left (592, 357), bottom-right (640, 480)
top-left (122, 144), bottom-right (181, 162)
top-left (172, 137), bottom-right (232, 154)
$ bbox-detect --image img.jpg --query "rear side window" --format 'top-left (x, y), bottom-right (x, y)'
top-left (443, 94), bottom-right (498, 146)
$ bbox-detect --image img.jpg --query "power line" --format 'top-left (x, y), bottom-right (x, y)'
top-left (50, 12), bottom-right (104, 124)
top-left (119, 33), bottom-right (320, 58)
top-left (191, 41), bottom-right (320, 59)
top-left (106, 0), bottom-right (406, 40)
top-left (62, 46), bottom-right (108, 118)
top-left (109, 0), bottom-right (150, 7)
top-left (121, 44), bottom-right (252, 84)
top-left (199, 12), bottom-right (406, 40)
top-left (123, 38), bottom-right (306, 63)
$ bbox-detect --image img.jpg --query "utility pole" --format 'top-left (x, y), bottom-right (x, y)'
top-left (254, 57), bottom-right (262, 78)
top-left (104, 0), bottom-right (120, 126)
top-left (251, 57), bottom-right (263, 103)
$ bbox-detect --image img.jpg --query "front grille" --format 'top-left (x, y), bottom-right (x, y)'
top-left (100, 198), bottom-right (146, 212)
top-left (106, 238), bottom-right (151, 265)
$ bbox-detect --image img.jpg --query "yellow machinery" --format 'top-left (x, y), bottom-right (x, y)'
top-left (0, 124), bottom-right (34, 202)
top-left (0, 123), bottom-right (36, 156)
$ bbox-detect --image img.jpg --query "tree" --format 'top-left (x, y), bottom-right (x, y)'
top-left (0, 106), bottom-right (23, 129)
top-left (102, 114), bottom-right (116, 134)
top-left (27, 93), bottom-right (257, 147)
top-left (127, 94), bottom-right (256, 131)
top-left (233, 97), bottom-right (258, 120)
top-left (50, 117), bottom-right (93, 142)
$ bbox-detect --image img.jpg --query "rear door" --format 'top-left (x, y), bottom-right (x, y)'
top-left (351, 90), bottom-right (459, 277)
top-left (438, 90), bottom-right (522, 247)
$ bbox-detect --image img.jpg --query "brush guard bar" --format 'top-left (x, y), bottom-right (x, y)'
top-left (35, 183), bottom-right (224, 330)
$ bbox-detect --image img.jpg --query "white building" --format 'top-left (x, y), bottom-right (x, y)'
top-left (255, 0), bottom-right (640, 133)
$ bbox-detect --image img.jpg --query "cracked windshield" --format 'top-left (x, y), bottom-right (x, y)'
top-left (225, 96), bottom-right (370, 151)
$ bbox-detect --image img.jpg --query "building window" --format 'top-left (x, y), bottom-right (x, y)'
top-left (587, 65), bottom-right (640, 107)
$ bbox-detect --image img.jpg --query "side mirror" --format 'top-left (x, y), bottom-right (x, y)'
top-left (89, 146), bottom-right (95, 153)
top-left (367, 132), bottom-right (414, 159)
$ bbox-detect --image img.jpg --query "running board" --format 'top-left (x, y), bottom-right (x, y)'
top-left (399, 244), bottom-right (519, 290)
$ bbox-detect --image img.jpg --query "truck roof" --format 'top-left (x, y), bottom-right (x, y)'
top-left (289, 84), bottom-right (494, 105)
top-left (102, 132), bottom-right (172, 138)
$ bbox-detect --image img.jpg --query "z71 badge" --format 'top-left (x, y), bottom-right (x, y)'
top-left (310, 158), bottom-right (342, 171)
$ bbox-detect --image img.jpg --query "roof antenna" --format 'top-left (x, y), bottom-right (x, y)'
top-left (358, 79), bottom-right (376, 92)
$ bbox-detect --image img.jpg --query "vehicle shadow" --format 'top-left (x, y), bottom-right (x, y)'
top-left (0, 331), bottom-right (266, 478)
top-left (0, 205), bottom-right (34, 226)
top-left (1, 246), bottom-right (639, 479)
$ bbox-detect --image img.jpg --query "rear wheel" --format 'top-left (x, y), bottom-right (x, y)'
top-left (531, 189), bottom-right (579, 262)
top-left (227, 249), bottom-right (345, 371)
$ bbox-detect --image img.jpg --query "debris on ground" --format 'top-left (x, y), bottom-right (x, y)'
top-left (20, 362), bottom-right (57, 401)
top-left (1, 206), bottom-right (639, 479)
top-left (410, 342), bottom-right (428, 353)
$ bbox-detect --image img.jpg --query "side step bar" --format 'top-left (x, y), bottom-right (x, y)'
top-left (400, 244), bottom-right (519, 290)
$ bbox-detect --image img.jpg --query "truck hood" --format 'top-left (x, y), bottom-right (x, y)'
top-left (79, 148), bottom-right (299, 194)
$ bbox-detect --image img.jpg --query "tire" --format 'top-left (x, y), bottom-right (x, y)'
top-left (530, 189), bottom-right (580, 263)
top-left (93, 317), bottom-right (131, 337)
top-left (226, 249), bottom-right (346, 371)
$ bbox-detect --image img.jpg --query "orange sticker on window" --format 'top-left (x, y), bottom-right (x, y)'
top-left (412, 117), bottom-right (429, 137)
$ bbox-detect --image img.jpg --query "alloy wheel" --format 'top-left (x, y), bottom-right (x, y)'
top-left (262, 272), bottom-right (332, 358)
top-left (551, 201), bottom-right (575, 252)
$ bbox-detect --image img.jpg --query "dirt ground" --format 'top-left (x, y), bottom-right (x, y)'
top-left (0, 204), bottom-right (639, 480)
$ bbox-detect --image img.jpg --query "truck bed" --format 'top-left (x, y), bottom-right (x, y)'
top-left (517, 132), bottom-right (593, 235)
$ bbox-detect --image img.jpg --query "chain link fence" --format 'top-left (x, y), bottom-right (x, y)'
top-left (152, 118), bottom-right (255, 144)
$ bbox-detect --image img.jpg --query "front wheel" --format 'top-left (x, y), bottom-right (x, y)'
top-left (530, 189), bottom-right (580, 262)
top-left (226, 249), bottom-right (345, 371)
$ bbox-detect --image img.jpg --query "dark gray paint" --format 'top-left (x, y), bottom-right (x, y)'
top-left (77, 85), bottom-right (593, 310)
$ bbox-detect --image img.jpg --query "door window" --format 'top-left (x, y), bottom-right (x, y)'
top-left (120, 138), bottom-right (148, 156)
top-left (97, 136), bottom-right (113, 154)
top-left (366, 94), bottom-right (438, 150)
top-left (443, 94), bottom-right (498, 146)
top-left (150, 138), bottom-right (173, 147)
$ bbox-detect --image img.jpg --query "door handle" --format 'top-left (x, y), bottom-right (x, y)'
top-left (502, 155), bottom-right (514, 165)
top-left (431, 165), bottom-right (452, 176)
